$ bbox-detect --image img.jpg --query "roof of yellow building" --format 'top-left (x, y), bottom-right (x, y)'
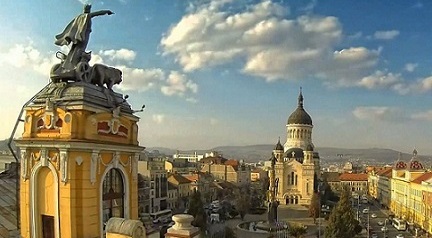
top-left (412, 172), bottom-right (432, 184)
top-left (339, 173), bottom-right (368, 181)
top-left (376, 167), bottom-right (392, 178)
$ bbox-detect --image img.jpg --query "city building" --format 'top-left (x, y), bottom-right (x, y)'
top-left (173, 151), bottom-right (204, 163)
top-left (390, 150), bottom-right (426, 221)
top-left (200, 157), bottom-right (251, 185)
top-left (165, 159), bottom-right (198, 174)
top-left (184, 172), bottom-right (217, 203)
top-left (137, 173), bottom-right (151, 215)
top-left (251, 168), bottom-right (268, 182)
top-left (322, 171), bottom-right (341, 192)
top-left (138, 160), bottom-right (169, 214)
top-left (272, 89), bottom-right (320, 205)
top-left (167, 183), bottom-right (178, 210)
top-left (167, 173), bottom-right (192, 209)
top-left (376, 167), bottom-right (392, 208)
top-left (339, 173), bottom-right (368, 193)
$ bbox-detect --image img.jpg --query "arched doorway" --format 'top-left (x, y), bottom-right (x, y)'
top-left (102, 168), bottom-right (125, 226)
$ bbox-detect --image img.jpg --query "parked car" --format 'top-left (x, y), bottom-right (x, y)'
top-left (371, 233), bottom-right (378, 238)
top-left (377, 220), bottom-right (384, 226)
top-left (381, 226), bottom-right (388, 232)
top-left (371, 213), bottom-right (377, 218)
top-left (362, 208), bottom-right (369, 214)
top-left (396, 234), bottom-right (404, 238)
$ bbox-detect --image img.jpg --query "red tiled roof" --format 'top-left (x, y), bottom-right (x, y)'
top-left (412, 172), bottom-right (432, 184)
top-left (339, 173), bottom-right (368, 181)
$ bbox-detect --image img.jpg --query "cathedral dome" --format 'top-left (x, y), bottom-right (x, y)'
top-left (287, 89), bottom-right (312, 125)
top-left (305, 144), bottom-right (314, 151)
top-left (285, 147), bottom-right (304, 163)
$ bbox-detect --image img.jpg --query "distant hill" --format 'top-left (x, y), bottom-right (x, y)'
top-left (147, 145), bottom-right (431, 165)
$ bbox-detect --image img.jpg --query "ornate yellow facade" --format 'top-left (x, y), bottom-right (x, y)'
top-left (16, 83), bottom-right (143, 238)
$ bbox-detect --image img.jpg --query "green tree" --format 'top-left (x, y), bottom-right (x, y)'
top-left (235, 187), bottom-right (250, 220)
top-left (289, 224), bottom-right (307, 238)
top-left (308, 192), bottom-right (320, 224)
top-left (325, 186), bottom-right (360, 238)
top-left (187, 190), bottom-right (206, 230)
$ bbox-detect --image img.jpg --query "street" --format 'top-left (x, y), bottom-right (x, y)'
top-left (353, 198), bottom-right (414, 238)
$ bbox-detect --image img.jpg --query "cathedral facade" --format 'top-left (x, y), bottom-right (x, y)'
top-left (272, 89), bottom-right (320, 205)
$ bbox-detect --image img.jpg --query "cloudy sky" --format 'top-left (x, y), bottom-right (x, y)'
top-left (1, 0), bottom-right (432, 155)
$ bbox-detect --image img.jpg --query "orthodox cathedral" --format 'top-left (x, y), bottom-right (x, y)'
top-left (271, 89), bottom-right (320, 205)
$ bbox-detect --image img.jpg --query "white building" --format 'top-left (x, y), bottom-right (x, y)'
top-left (173, 151), bottom-right (204, 163)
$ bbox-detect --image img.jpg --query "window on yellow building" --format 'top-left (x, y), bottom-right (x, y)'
top-left (102, 169), bottom-right (124, 226)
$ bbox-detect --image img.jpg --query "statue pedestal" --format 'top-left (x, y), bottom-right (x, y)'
top-left (165, 214), bottom-right (200, 238)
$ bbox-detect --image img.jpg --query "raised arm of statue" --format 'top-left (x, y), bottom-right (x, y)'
top-left (90, 10), bottom-right (114, 18)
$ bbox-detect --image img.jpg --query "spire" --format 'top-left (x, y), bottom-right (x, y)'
top-left (298, 87), bottom-right (304, 108)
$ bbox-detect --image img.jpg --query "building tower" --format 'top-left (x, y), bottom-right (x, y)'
top-left (284, 88), bottom-right (314, 151)
top-left (16, 82), bottom-right (143, 238)
top-left (273, 88), bottom-right (320, 206)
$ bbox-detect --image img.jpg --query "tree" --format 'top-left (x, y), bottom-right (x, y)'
top-left (289, 224), bottom-right (307, 238)
top-left (235, 187), bottom-right (250, 220)
top-left (324, 186), bottom-right (360, 238)
top-left (308, 192), bottom-right (320, 224)
top-left (187, 190), bottom-right (206, 230)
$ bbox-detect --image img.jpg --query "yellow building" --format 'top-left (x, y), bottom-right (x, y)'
top-left (390, 151), bottom-right (425, 222)
top-left (16, 82), bottom-right (143, 238)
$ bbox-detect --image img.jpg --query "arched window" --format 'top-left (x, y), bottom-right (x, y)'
top-left (291, 172), bottom-right (294, 185)
top-left (295, 175), bottom-right (298, 185)
top-left (102, 169), bottom-right (124, 226)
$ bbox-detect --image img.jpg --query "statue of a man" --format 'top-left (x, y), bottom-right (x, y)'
top-left (55, 4), bottom-right (113, 69)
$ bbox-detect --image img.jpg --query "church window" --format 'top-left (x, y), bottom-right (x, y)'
top-left (291, 172), bottom-right (294, 185)
top-left (306, 183), bottom-right (309, 194)
top-left (287, 175), bottom-right (291, 185)
top-left (295, 175), bottom-right (298, 185)
top-left (102, 168), bottom-right (124, 228)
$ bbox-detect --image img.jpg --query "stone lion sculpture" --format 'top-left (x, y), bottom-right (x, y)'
top-left (89, 64), bottom-right (122, 90)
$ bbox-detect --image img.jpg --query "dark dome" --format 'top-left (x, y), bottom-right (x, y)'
top-left (284, 148), bottom-right (304, 163)
top-left (287, 89), bottom-right (312, 125)
top-left (274, 138), bottom-right (284, 151)
top-left (306, 144), bottom-right (314, 151)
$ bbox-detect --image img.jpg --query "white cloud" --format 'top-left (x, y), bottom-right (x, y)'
top-left (404, 63), bottom-right (418, 72)
top-left (352, 106), bottom-right (405, 122)
top-left (161, 71), bottom-right (198, 97)
top-left (152, 114), bottom-right (165, 124)
top-left (161, 0), bottom-right (384, 85)
top-left (0, 43), bottom-right (57, 77)
top-left (374, 30), bottom-right (400, 40)
top-left (99, 48), bottom-right (137, 62)
top-left (411, 110), bottom-right (432, 121)
top-left (357, 71), bottom-right (402, 89)
top-left (115, 66), bottom-right (165, 92)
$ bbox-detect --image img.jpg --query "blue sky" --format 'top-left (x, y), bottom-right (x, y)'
top-left (1, 0), bottom-right (432, 155)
